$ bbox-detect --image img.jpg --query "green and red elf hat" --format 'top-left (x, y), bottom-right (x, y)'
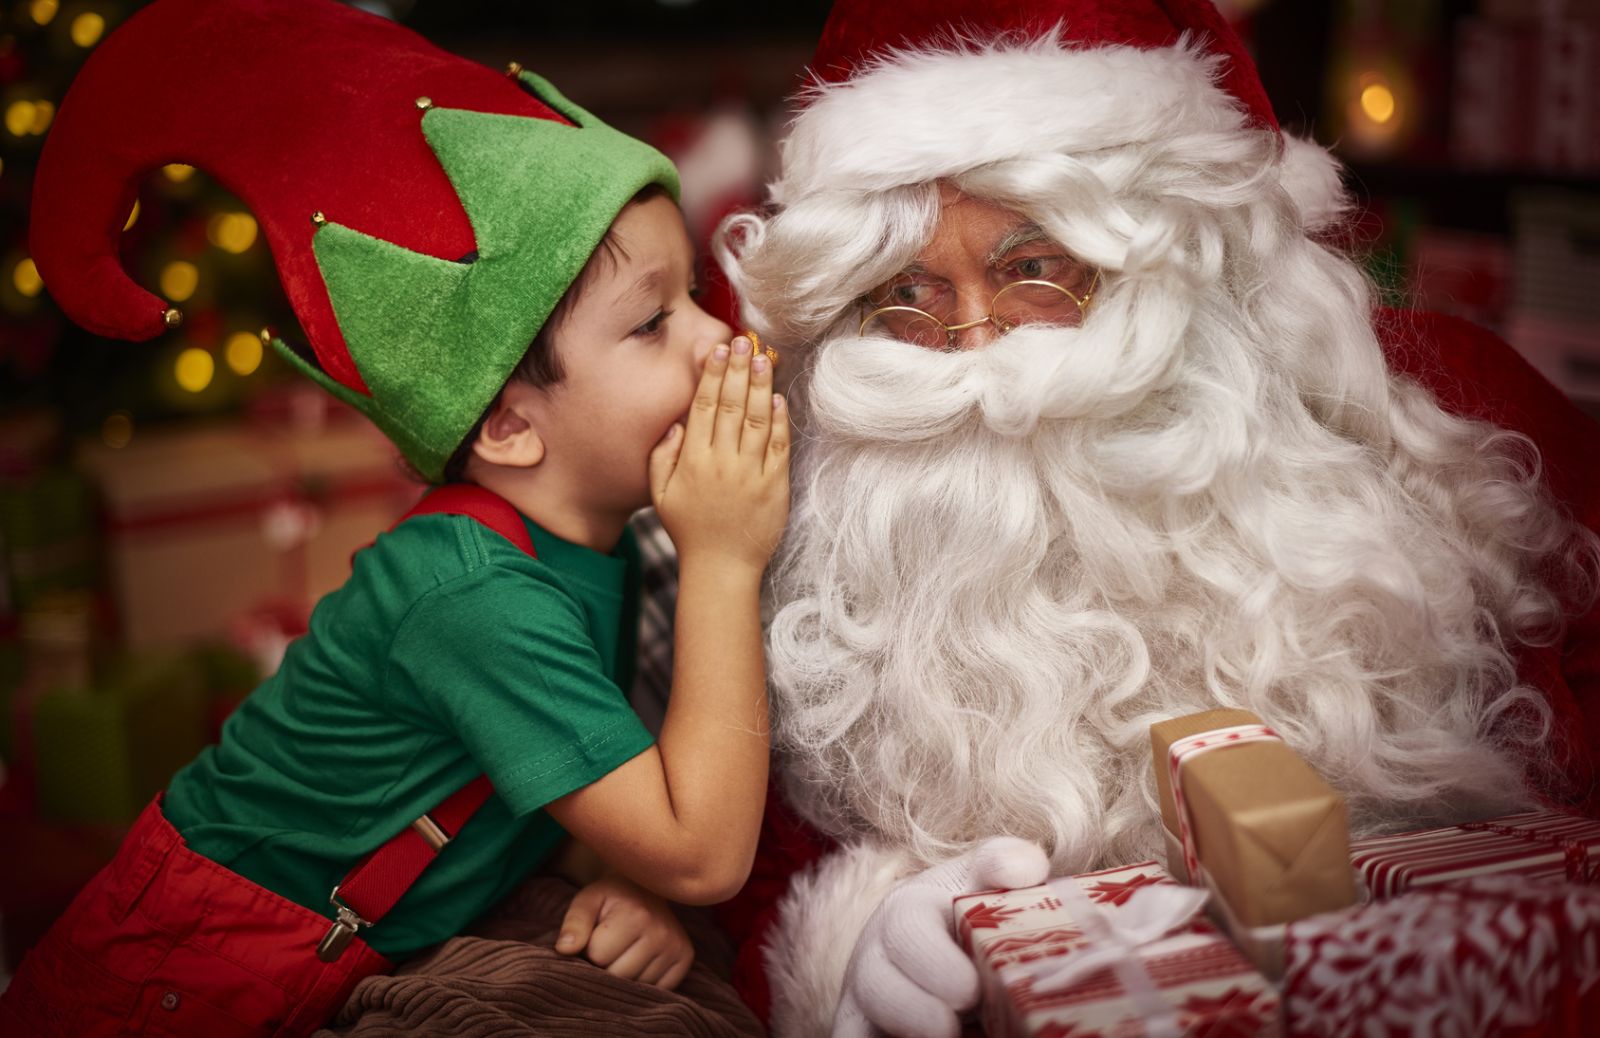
top-left (31, 0), bottom-right (679, 481)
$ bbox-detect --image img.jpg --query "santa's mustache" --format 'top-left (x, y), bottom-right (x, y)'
top-left (806, 285), bottom-right (1189, 443)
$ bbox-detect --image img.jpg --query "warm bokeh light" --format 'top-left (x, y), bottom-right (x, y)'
top-left (5, 101), bottom-right (35, 137)
top-left (101, 411), bottom-right (134, 449)
top-left (160, 260), bottom-right (199, 302)
top-left (1360, 82), bottom-right (1397, 125)
top-left (208, 212), bottom-right (259, 254)
top-left (163, 163), bottom-right (196, 183)
top-left (124, 198), bottom-right (140, 231)
top-left (69, 11), bottom-right (105, 48)
top-left (30, 99), bottom-right (53, 134)
top-left (224, 330), bottom-right (264, 376)
top-left (28, 0), bottom-right (58, 26)
top-left (13, 257), bottom-right (42, 297)
top-left (174, 347), bottom-right (215, 394)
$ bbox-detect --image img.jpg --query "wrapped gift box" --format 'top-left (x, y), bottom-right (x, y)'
top-left (33, 652), bottom-right (207, 823)
top-left (955, 861), bottom-right (1280, 1037)
top-left (76, 411), bottom-right (419, 648)
top-left (1150, 709), bottom-right (1356, 976)
top-left (1349, 809), bottom-right (1600, 901)
top-left (1282, 876), bottom-right (1600, 1037)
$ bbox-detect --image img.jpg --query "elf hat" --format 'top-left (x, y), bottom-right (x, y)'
top-left (774, 0), bottom-right (1344, 231)
top-left (30, 0), bottom-right (678, 481)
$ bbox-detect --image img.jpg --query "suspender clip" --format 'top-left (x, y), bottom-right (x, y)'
top-left (316, 887), bottom-right (373, 962)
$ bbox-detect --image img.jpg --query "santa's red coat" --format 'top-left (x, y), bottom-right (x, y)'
top-left (715, 308), bottom-right (1600, 1026)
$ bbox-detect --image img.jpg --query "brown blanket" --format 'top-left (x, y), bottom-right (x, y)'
top-left (317, 875), bottom-right (765, 1037)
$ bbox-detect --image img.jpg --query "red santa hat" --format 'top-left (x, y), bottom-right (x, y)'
top-left (773, 0), bottom-right (1345, 230)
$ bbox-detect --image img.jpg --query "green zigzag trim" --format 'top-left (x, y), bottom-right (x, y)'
top-left (302, 73), bottom-right (679, 481)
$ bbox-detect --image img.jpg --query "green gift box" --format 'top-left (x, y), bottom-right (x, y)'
top-left (34, 653), bottom-right (208, 823)
top-left (0, 467), bottom-right (97, 611)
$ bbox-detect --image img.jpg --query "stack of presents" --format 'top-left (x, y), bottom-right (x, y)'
top-left (0, 397), bottom-right (417, 970)
top-left (958, 707), bottom-right (1600, 1036)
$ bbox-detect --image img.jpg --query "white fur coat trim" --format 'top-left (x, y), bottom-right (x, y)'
top-left (773, 34), bottom-right (1346, 231)
top-left (764, 841), bottom-right (915, 1038)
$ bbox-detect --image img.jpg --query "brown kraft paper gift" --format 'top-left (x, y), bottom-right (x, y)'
top-left (1150, 707), bottom-right (1357, 976)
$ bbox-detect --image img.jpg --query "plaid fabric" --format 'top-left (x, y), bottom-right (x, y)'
top-left (627, 508), bottom-right (678, 737)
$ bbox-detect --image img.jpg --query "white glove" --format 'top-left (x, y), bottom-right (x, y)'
top-left (832, 837), bottom-right (1050, 1038)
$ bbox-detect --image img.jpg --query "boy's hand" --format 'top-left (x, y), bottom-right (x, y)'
top-left (555, 873), bottom-right (695, 990)
top-left (649, 335), bottom-right (790, 572)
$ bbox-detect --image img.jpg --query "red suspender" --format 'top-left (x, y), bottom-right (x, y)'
top-left (399, 481), bottom-right (536, 555)
top-left (316, 484), bottom-right (531, 962)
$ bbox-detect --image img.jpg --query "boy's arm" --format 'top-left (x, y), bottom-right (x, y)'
top-left (545, 565), bottom-right (766, 904)
top-left (546, 336), bottom-right (787, 905)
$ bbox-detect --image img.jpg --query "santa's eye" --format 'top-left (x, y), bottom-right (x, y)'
top-left (1003, 254), bottom-right (1069, 282)
top-left (872, 277), bottom-right (943, 311)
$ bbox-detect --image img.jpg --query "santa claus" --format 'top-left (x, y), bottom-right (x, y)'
top-left (711, 0), bottom-right (1600, 1035)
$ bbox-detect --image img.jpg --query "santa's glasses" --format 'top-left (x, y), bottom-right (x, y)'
top-left (859, 268), bottom-right (1100, 350)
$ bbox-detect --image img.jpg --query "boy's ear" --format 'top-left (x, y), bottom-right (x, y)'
top-left (471, 380), bottom-right (546, 469)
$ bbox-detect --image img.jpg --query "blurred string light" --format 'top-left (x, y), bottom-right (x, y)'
top-left (101, 411), bottom-right (133, 449)
top-left (1343, 67), bottom-right (1406, 156)
top-left (174, 346), bottom-right (214, 394)
top-left (160, 259), bottom-right (198, 302)
top-left (28, 0), bottom-right (58, 26)
top-left (1360, 81), bottom-right (1396, 125)
top-left (4, 99), bottom-right (54, 137)
top-left (224, 330), bottom-right (263, 376)
top-left (207, 211), bottom-right (258, 254)
top-left (13, 256), bottom-right (42, 297)
top-left (69, 11), bottom-right (105, 48)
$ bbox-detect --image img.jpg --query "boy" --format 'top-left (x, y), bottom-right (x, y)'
top-left (2, 1), bottom-right (788, 1035)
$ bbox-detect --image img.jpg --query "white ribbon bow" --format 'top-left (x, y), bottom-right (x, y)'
top-left (998, 879), bottom-right (1210, 1037)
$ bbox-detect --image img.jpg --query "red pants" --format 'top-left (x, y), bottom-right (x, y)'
top-left (0, 796), bottom-right (389, 1037)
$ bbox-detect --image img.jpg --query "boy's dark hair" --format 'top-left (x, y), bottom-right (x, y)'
top-left (437, 184), bottom-right (672, 484)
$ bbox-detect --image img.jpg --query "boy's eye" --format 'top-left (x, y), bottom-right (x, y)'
top-left (632, 308), bottom-right (671, 337)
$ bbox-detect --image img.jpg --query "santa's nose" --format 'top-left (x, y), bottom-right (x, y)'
top-left (951, 318), bottom-right (999, 351)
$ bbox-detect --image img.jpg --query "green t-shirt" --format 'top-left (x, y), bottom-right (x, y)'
top-left (163, 511), bottom-right (655, 958)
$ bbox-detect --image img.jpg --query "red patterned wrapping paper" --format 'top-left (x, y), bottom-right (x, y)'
top-left (1349, 809), bottom-right (1600, 901)
top-left (954, 861), bottom-right (1279, 1038)
top-left (1282, 876), bottom-right (1600, 1037)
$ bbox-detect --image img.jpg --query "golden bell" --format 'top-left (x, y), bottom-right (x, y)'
top-left (505, 61), bottom-right (523, 77)
top-left (415, 96), bottom-right (433, 111)
top-left (746, 330), bottom-right (778, 368)
top-left (162, 307), bottom-right (184, 329)
top-left (310, 211), bottom-right (328, 227)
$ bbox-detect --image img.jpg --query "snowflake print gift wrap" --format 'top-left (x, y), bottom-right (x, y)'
top-left (1281, 876), bottom-right (1600, 1037)
top-left (954, 861), bottom-right (1280, 1037)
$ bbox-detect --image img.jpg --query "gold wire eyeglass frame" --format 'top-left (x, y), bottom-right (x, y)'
top-left (858, 269), bottom-right (1102, 349)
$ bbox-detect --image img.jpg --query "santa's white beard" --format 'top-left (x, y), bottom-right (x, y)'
top-left (766, 291), bottom-right (1577, 874)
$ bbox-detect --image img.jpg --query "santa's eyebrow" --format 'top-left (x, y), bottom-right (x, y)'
top-left (986, 223), bottom-right (1052, 265)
